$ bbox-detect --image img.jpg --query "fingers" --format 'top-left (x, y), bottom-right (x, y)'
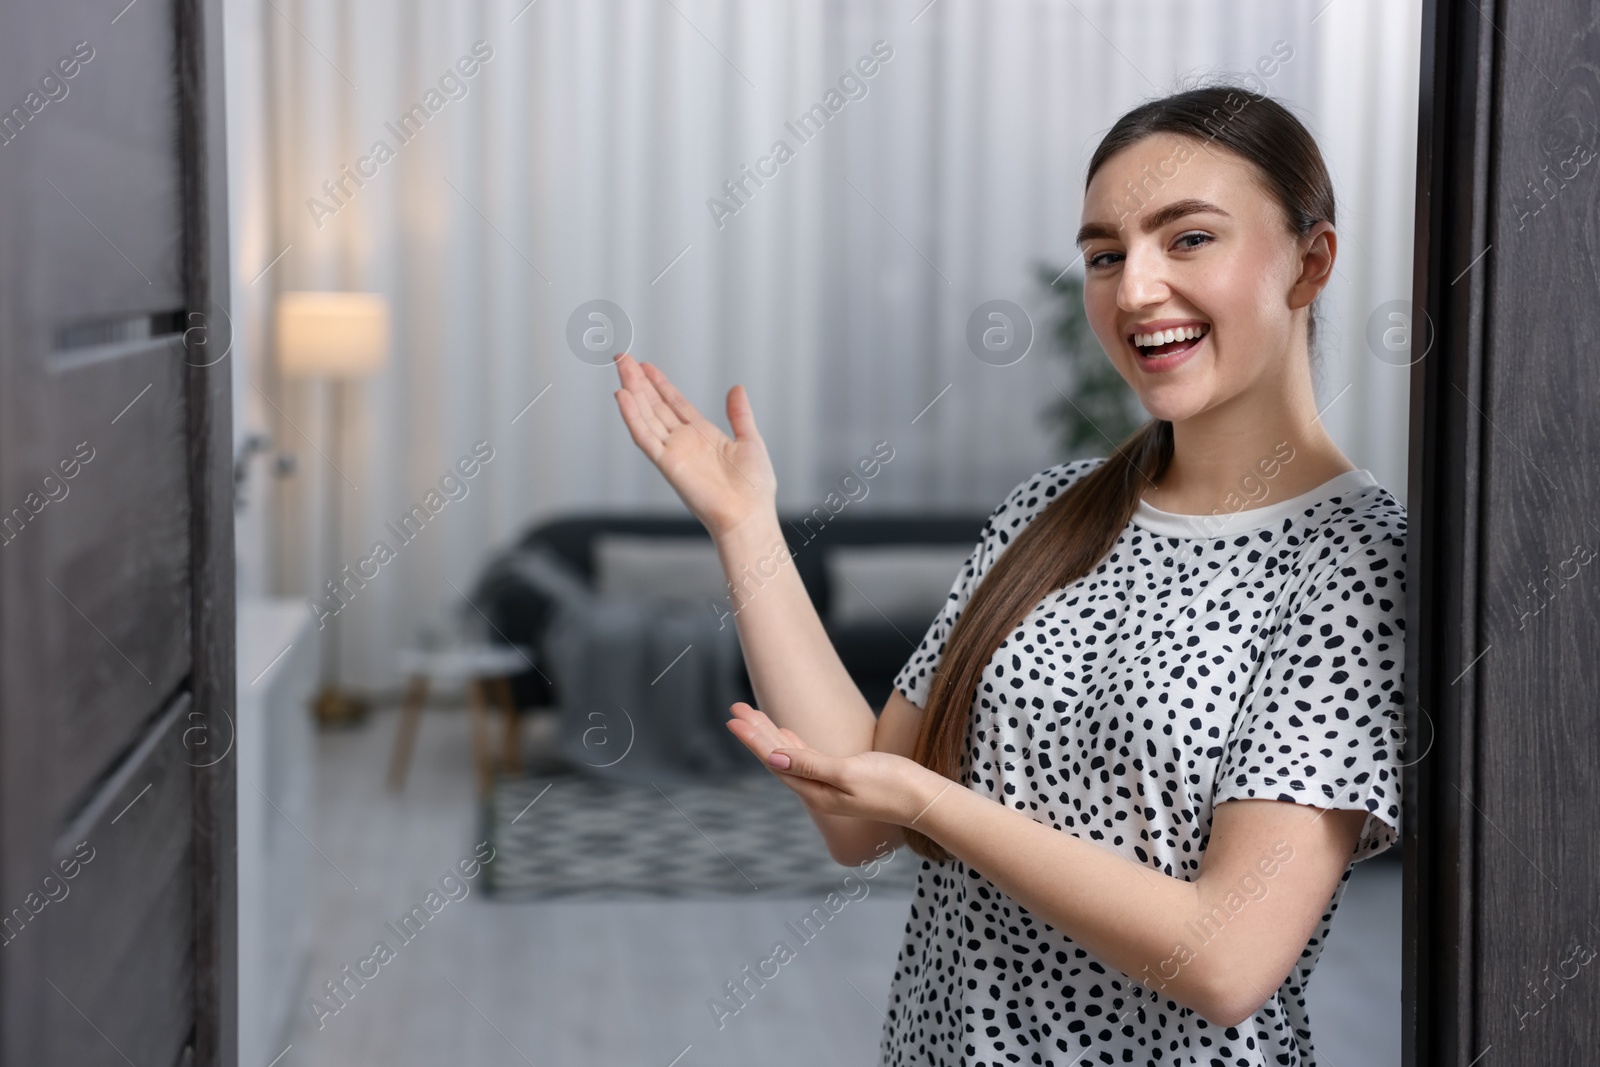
top-left (614, 388), bottom-right (668, 461)
top-left (727, 702), bottom-right (799, 751)
top-left (723, 713), bottom-right (843, 812)
top-left (767, 745), bottom-right (826, 781)
top-left (725, 717), bottom-right (804, 781)
top-left (725, 384), bottom-right (761, 443)
top-left (627, 357), bottom-right (686, 429)
top-left (616, 355), bottom-right (685, 435)
top-left (746, 740), bottom-right (834, 808)
top-left (725, 704), bottom-right (773, 745)
top-left (727, 702), bottom-right (780, 752)
top-left (725, 705), bottom-right (823, 782)
top-left (642, 361), bottom-right (719, 436)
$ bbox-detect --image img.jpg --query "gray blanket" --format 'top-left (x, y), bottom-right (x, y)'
top-left (496, 548), bottom-right (755, 785)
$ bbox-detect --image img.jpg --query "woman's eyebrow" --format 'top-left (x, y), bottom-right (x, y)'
top-left (1075, 198), bottom-right (1231, 246)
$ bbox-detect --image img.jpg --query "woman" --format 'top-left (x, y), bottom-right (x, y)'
top-left (612, 84), bottom-right (1406, 1065)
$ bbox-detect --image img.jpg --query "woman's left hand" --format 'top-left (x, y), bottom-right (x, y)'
top-left (724, 701), bottom-right (941, 826)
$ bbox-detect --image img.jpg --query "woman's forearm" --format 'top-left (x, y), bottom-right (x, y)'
top-left (898, 769), bottom-right (1366, 1027)
top-left (610, 356), bottom-right (900, 862)
top-left (809, 814), bottom-right (906, 866)
top-left (713, 513), bottom-right (918, 867)
top-left (712, 511), bottom-right (879, 757)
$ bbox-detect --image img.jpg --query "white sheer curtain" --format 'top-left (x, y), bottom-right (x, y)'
top-left (225, 0), bottom-right (1421, 691)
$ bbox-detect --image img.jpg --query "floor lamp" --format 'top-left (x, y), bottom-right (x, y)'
top-left (276, 291), bottom-right (392, 726)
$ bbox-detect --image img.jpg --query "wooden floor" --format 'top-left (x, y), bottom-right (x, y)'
top-left (273, 704), bottom-right (1401, 1066)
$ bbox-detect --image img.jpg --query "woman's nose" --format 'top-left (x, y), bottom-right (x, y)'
top-left (1117, 249), bottom-right (1169, 311)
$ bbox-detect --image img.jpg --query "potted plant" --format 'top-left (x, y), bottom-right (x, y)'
top-left (1032, 262), bottom-right (1146, 459)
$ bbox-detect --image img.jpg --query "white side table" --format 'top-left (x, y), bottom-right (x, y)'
top-left (386, 644), bottom-right (534, 794)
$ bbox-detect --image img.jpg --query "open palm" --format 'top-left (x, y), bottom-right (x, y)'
top-left (612, 353), bottom-right (777, 536)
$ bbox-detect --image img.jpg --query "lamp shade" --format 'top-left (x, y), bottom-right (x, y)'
top-left (276, 291), bottom-right (391, 378)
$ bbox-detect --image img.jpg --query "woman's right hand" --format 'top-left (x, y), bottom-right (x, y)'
top-left (612, 353), bottom-right (777, 538)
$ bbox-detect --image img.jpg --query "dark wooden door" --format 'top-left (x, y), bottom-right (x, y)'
top-left (0, 0), bottom-right (235, 1065)
top-left (1409, 0), bottom-right (1600, 1063)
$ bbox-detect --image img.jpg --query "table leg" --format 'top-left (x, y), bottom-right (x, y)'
top-left (494, 676), bottom-right (522, 777)
top-left (387, 673), bottom-right (430, 791)
top-left (467, 678), bottom-right (494, 796)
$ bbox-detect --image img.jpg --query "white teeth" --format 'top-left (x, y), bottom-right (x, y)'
top-left (1133, 324), bottom-right (1208, 349)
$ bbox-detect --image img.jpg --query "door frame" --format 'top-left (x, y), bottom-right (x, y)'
top-left (180, 0), bottom-right (237, 1062)
top-left (1406, 0), bottom-right (1597, 1062)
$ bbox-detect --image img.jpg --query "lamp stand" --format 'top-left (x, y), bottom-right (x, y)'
top-left (313, 377), bottom-right (369, 727)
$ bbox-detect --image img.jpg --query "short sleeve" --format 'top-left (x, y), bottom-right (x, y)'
top-left (1213, 528), bottom-right (1407, 862)
top-left (891, 458), bottom-right (1104, 709)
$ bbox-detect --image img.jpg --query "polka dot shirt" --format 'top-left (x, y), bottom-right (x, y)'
top-left (880, 457), bottom-right (1407, 1066)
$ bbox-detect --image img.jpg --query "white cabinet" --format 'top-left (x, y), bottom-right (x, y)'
top-left (236, 598), bottom-right (320, 1066)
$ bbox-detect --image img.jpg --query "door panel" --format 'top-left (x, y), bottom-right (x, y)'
top-left (47, 697), bottom-right (196, 1067)
top-left (0, 0), bottom-right (234, 1062)
top-left (9, 0), bottom-right (186, 319)
top-left (46, 338), bottom-right (193, 812)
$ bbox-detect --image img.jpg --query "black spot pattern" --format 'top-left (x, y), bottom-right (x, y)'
top-left (879, 457), bottom-right (1407, 1066)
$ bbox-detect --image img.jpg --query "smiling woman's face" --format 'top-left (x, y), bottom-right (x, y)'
top-left (1077, 133), bottom-right (1333, 425)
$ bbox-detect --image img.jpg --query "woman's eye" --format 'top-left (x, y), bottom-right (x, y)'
top-left (1086, 250), bottom-right (1123, 269)
top-left (1174, 231), bottom-right (1214, 251)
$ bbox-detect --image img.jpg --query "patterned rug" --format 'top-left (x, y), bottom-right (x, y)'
top-left (480, 768), bottom-right (922, 900)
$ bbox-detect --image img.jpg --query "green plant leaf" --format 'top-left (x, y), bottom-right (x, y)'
top-left (1033, 261), bottom-right (1144, 458)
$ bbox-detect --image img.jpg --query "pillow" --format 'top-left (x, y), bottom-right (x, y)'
top-left (825, 544), bottom-right (974, 627)
top-left (592, 534), bottom-right (728, 604)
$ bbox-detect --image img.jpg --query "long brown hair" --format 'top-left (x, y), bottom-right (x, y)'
top-left (903, 84), bottom-right (1337, 863)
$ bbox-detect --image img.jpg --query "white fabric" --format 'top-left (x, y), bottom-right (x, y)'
top-left (1133, 467), bottom-right (1378, 538)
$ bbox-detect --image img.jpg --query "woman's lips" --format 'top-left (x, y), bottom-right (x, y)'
top-left (1129, 331), bottom-right (1205, 373)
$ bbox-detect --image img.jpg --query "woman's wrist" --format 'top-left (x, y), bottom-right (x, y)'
top-left (711, 510), bottom-right (792, 601)
top-left (709, 504), bottom-right (780, 548)
top-left (899, 763), bottom-right (956, 830)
